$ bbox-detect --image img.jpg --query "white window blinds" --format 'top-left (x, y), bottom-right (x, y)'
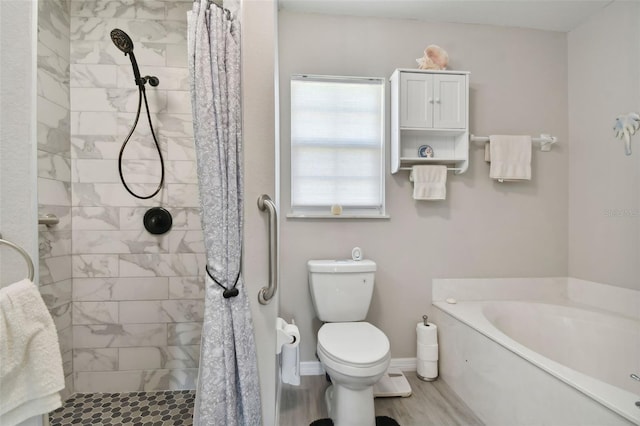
top-left (290, 75), bottom-right (385, 216)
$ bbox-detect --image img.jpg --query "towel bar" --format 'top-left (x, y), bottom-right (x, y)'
top-left (471, 134), bottom-right (557, 151)
top-left (400, 166), bottom-right (462, 172)
top-left (0, 235), bottom-right (35, 282)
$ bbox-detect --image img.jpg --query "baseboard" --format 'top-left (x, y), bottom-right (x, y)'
top-left (300, 361), bottom-right (325, 376)
top-left (389, 357), bottom-right (417, 372)
top-left (300, 358), bottom-right (417, 376)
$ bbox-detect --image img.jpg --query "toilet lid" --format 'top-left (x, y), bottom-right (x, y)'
top-left (318, 322), bottom-right (390, 366)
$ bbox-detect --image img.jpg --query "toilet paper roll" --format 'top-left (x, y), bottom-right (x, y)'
top-left (281, 343), bottom-right (300, 386)
top-left (276, 318), bottom-right (300, 354)
top-left (417, 360), bottom-right (438, 380)
top-left (416, 322), bottom-right (438, 345)
top-left (417, 343), bottom-right (439, 361)
top-left (283, 324), bottom-right (300, 348)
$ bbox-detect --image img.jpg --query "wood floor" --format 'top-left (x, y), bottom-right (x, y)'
top-left (279, 373), bottom-right (484, 426)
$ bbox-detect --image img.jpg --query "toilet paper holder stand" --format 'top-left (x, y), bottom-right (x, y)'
top-left (422, 314), bottom-right (430, 326)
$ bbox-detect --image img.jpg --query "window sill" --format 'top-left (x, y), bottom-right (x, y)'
top-left (286, 213), bottom-right (390, 220)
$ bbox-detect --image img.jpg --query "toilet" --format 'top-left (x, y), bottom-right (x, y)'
top-left (308, 259), bottom-right (390, 426)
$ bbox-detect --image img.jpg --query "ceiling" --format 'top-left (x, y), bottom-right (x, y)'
top-left (277, 0), bottom-right (614, 32)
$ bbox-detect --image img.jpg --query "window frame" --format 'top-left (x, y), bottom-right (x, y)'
top-left (288, 74), bottom-right (387, 219)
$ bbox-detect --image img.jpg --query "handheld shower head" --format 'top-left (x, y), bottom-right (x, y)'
top-left (110, 29), bottom-right (159, 88)
top-left (110, 28), bottom-right (145, 87)
top-left (110, 28), bottom-right (134, 54)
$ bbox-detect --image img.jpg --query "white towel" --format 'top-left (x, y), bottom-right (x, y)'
top-left (486, 135), bottom-right (531, 181)
top-left (0, 279), bottom-right (64, 426)
top-left (410, 165), bottom-right (447, 200)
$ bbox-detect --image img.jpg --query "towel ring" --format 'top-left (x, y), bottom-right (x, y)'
top-left (0, 235), bottom-right (35, 281)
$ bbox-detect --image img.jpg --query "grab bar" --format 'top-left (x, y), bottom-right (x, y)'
top-left (257, 194), bottom-right (278, 305)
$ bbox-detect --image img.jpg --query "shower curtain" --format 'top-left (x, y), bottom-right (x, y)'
top-left (187, 1), bottom-right (262, 425)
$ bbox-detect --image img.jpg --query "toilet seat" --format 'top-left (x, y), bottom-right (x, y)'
top-left (317, 322), bottom-right (390, 376)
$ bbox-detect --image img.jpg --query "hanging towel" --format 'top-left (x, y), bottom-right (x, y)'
top-left (486, 135), bottom-right (532, 181)
top-left (410, 165), bottom-right (447, 200)
top-left (0, 279), bottom-right (64, 426)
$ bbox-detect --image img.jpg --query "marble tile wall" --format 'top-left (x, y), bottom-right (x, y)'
top-left (69, 0), bottom-right (203, 393)
top-left (37, 0), bottom-right (74, 400)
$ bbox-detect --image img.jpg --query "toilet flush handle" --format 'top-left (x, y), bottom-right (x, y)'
top-left (352, 247), bottom-right (362, 261)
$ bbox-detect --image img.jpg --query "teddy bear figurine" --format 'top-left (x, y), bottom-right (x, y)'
top-left (416, 45), bottom-right (449, 70)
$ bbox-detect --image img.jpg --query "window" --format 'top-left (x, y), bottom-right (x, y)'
top-left (290, 75), bottom-right (386, 217)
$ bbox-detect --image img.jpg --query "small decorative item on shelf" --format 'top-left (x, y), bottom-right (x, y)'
top-left (416, 45), bottom-right (449, 70)
top-left (613, 112), bottom-right (639, 155)
top-left (418, 145), bottom-right (434, 158)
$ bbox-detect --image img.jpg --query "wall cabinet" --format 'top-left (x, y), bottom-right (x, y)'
top-left (390, 69), bottom-right (470, 174)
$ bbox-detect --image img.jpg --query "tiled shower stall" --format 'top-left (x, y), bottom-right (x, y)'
top-left (37, 0), bottom-right (205, 398)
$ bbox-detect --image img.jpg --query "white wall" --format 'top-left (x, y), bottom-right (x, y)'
top-left (0, 0), bottom-right (39, 287)
top-left (278, 11), bottom-right (570, 360)
top-left (568, 1), bottom-right (640, 290)
top-left (241, 0), bottom-right (278, 424)
top-left (1, 1), bottom-right (42, 423)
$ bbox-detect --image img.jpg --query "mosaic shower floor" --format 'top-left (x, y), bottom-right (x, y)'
top-left (49, 390), bottom-right (195, 425)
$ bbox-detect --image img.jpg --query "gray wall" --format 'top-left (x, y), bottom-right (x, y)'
top-left (278, 11), bottom-right (570, 360)
top-left (568, 1), bottom-right (640, 290)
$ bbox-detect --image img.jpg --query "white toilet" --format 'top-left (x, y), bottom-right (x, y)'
top-left (308, 259), bottom-right (391, 426)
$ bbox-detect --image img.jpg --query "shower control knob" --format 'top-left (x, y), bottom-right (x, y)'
top-left (144, 207), bottom-right (172, 235)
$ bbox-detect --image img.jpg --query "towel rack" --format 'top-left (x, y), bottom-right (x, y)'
top-left (400, 166), bottom-right (463, 173)
top-left (0, 234), bottom-right (35, 281)
top-left (471, 134), bottom-right (558, 151)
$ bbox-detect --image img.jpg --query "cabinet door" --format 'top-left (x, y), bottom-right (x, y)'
top-left (399, 72), bottom-right (433, 128)
top-left (433, 74), bottom-right (466, 129)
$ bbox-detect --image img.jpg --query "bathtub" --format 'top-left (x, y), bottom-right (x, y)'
top-left (432, 278), bottom-right (640, 426)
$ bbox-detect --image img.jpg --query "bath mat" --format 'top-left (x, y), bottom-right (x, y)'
top-left (310, 416), bottom-right (400, 426)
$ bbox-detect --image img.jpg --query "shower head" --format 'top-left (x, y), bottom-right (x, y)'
top-left (110, 28), bottom-right (148, 87)
top-left (110, 28), bottom-right (134, 54)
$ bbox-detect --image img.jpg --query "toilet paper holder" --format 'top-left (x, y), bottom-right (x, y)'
top-left (276, 317), bottom-right (300, 354)
top-left (422, 314), bottom-right (430, 326)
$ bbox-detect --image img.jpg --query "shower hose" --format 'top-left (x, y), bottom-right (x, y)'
top-left (118, 84), bottom-right (165, 200)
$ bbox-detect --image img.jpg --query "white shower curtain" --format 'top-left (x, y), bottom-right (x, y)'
top-left (187, 1), bottom-right (262, 424)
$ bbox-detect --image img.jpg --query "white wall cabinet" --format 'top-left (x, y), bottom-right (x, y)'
top-left (390, 69), bottom-right (470, 174)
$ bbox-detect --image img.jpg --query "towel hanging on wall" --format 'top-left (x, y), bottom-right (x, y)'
top-left (410, 165), bottom-right (447, 200)
top-left (0, 279), bottom-right (65, 426)
top-left (485, 135), bottom-right (532, 182)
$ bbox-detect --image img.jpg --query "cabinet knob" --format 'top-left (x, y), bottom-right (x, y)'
top-left (435, 98), bottom-right (441, 103)
top-left (428, 97), bottom-right (434, 104)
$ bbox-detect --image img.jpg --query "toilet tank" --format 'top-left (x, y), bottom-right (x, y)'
top-left (307, 259), bottom-right (377, 322)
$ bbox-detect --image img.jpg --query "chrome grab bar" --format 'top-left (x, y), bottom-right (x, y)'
top-left (257, 194), bottom-right (277, 305)
top-left (38, 214), bottom-right (59, 227)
